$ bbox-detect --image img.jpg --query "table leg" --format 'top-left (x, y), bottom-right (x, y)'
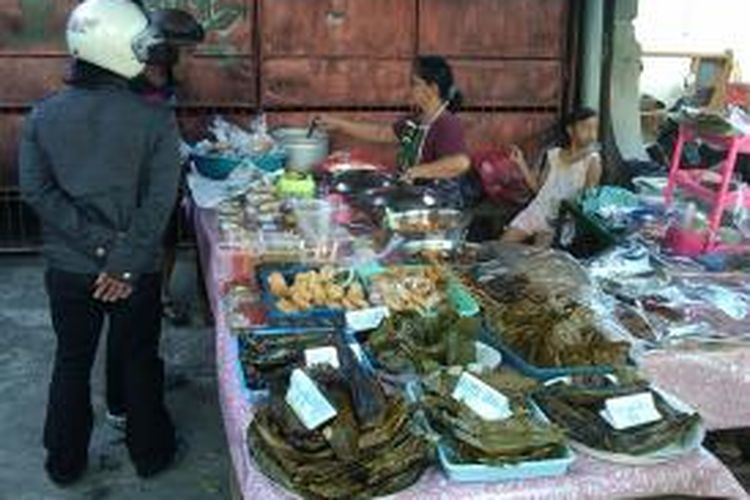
top-left (665, 127), bottom-right (687, 206)
top-left (707, 138), bottom-right (741, 250)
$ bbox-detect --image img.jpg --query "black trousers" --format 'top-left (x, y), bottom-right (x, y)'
top-left (106, 313), bottom-right (125, 417)
top-left (43, 269), bottom-right (175, 473)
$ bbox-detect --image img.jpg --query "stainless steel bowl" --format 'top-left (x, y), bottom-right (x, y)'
top-left (387, 209), bottom-right (465, 235)
top-left (387, 208), bottom-right (469, 256)
top-left (402, 238), bottom-right (463, 255)
top-left (273, 127), bottom-right (330, 173)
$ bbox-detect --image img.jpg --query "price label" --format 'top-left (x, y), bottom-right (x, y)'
top-left (346, 306), bottom-right (389, 332)
top-left (601, 392), bottom-right (662, 430)
top-left (452, 372), bottom-right (512, 421)
top-left (304, 346), bottom-right (340, 369)
top-left (285, 369), bottom-right (337, 430)
top-left (474, 341), bottom-right (503, 370)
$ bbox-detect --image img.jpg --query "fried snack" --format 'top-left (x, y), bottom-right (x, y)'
top-left (319, 265), bottom-right (336, 282)
top-left (371, 266), bottom-right (447, 314)
top-left (268, 272), bottom-right (289, 297)
top-left (268, 268), bottom-right (370, 313)
top-left (310, 283), bottom-right (328, 306)
top-left (326, 284), bottom-right (345, 302)
top-left (277, 298), bottom-right (299, 314)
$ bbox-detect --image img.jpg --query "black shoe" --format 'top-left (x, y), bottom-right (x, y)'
top-left (135, 437), bottom-right (187, 479)
top-left (45, 456), bottom-right (87, 487)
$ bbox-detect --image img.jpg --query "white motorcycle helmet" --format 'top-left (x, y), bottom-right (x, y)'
top-left (66, 0), bottom-right (205, 80)
top-left (66, 0), bottom-right (150, 79)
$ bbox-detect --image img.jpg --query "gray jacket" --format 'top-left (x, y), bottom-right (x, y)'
top-left (19, 76), bottom-right (181, 280)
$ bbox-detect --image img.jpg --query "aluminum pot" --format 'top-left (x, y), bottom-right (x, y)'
top-left (272, 127), bottom-right (330, 173)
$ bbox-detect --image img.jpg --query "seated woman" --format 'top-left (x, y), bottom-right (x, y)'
top-left (501, 108), bottom-right (602, 246)
top-left (318, 56), bottom-right (476, 208)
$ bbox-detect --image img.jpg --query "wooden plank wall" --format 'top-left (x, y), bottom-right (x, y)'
top-left (0, 0), bottom-right (570, 244)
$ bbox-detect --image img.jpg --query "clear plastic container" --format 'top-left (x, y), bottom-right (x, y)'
top-left (216, 240), bottom-right (261, 291)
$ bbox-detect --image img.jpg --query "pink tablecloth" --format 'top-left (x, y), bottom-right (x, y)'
top-left (643, 347), bottom-right (750, 431)
top-left (194, 207), bottom-right (748, 500)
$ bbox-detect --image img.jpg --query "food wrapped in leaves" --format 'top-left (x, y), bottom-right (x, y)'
top-left (462, 249), bottom-right (630, 369)
top-left (238, 328), bottom-right (342, 389)
top-left (247, 347), bottom-right (430, 499)
top-left (533, 375), bottom-right (702, 456)
top-left (419, 368), bottom-right (568, 465)
top-left (366, 310), bottom-right (480, 375)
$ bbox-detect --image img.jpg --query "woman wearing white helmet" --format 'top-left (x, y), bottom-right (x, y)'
top-left (19, 0), bottom-right (203, 485)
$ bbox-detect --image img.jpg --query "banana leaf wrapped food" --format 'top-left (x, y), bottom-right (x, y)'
top-left (419, 368), bottom-right (568, 466)
top-left (366, 310), bottom-right (481, 375)
top-left (238, 328), bottom-right (341, 389)
top-left (462, 250), bottom-right (630, 369)
top-left (247, 340), bottom-right (430, 499)
top-left (533, 375), bottom-right (702, 456)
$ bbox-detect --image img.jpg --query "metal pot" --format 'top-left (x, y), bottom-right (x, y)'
top-left (273, 127), bottom-right (330, 173)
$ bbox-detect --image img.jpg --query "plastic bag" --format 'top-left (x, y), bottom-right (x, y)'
top-left (586, 242), bottom-right (750, 346)
top-left (471, 149), bottom-right (532, 206)
top-left (187, 159), bottom-right (266, 208)
top-left (249, 114), bottom-right (275, 155)
top-left (193, 116), bottom-right (281, 159)
top-left (470, 244), bottom-right (635, 369)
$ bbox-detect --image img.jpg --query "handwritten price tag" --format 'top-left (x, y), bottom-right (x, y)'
top-left (346, 306), bottom-right (389, 332)
top-left (286, 369), bottom-right (337, 430)
top-left (601, 392), bottom-right (662, 430)
top-left (304, 346), bottom-right (340, 369)
top-left (452, 372), bottom-right (512, 421)
top-left (474, 341), bottom-right (503, 370)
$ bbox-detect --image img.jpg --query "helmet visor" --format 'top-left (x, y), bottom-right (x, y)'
top-left (131, 9), bottom-right (205, 65)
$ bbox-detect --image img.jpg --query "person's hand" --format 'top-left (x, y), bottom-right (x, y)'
top-left (93, 273), bottom-right (133, 303)
top-left (509, 145), bottom-right (526, 166)
top-left (401, 168), bottom-right (423, 184)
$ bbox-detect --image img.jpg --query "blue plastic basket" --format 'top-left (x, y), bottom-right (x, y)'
top-left (407, 378), bottom-right (576, 482)
top-left (258, 265), bottom-right (347, 323)
top-left (437, 403), bottom-right (576, 482)
top-left (236, 328), bottom-right (373, 401)
top-left (234, 334), bottom-right (270, 403)
top-left (236, 326), bottom-right (340, 392)
top-left (479, 327), bottom-right (621, 380)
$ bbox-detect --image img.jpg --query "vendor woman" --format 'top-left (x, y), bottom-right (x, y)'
top-left (319, 56), bottom-right (476, 208)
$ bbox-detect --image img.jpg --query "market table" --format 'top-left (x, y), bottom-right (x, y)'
top-left (193, 207), bottom-right (748, 500)
top-left (642, 346), bottom-right (750, 431)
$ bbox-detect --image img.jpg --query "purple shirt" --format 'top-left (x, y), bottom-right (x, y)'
top-left (394, 112), bottom-right (468, 164)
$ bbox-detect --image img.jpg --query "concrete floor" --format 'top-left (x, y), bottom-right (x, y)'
top-left (0, 253), bottom-right (230, 500)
